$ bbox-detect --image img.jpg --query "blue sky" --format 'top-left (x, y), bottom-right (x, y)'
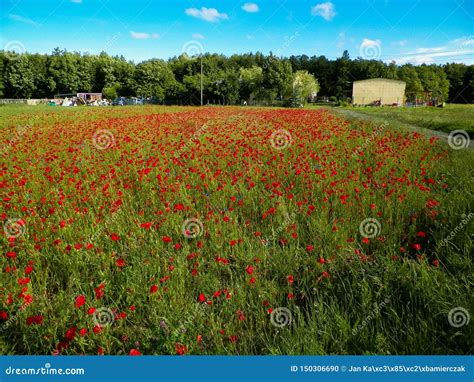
top-left (1, 0), bottom-right (473, 64)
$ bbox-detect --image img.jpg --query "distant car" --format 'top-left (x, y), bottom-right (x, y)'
top-left (112, 98), bottom-right (125, 106)
top-left (128, 97), bottom-right (144, 105)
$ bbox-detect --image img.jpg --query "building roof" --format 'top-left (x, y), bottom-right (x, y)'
top-left (353, 78), bottom-right (406, 84)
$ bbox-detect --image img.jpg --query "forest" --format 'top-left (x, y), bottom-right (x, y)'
top-left (1, 48), bottom-right (472, 104)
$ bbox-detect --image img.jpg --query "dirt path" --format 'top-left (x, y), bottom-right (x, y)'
top-left (331, 108), bottom-right (474, 150)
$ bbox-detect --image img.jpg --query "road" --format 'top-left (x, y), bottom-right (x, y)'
top-left (330, 108), bottom-right (474, 150)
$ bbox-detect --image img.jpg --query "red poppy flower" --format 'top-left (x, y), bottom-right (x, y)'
top-left (110, 233), bottom-right (120, 241)
top-left (18, 278), bottom-right (30, 285)
top-left (75, 295), bottom-right (86, 308)
top-left (116, 258), bottom-right (126, 267)
top-left (26, 315), bottom-right (44, 325)
top-left (140, 222), bottom-right (152, 229)
top-left (65, 327), bottom-right (76, 341)
top-left (175, 343), bottom-right (188, 355)
top-left (129, 349), bottom-right (142, 356)
top-left (95, 284), bottom-right (105, 300)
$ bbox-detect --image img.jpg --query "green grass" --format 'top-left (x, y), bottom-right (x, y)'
top-left (0, 105), bottom-right (472, 355)
top-left (344, 104), bottom-right (474, 136)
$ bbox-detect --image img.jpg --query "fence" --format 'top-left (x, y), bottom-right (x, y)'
top-left (0, 99), bottom-right (49, 105)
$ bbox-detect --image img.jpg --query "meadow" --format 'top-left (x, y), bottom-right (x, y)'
top-left (347, 104), bottom-right (474, 136)
top-left (0, 105), bottom-right (472, 355)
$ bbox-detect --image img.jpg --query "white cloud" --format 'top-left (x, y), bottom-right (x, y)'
top-left (9, 14), bottom-right (41, 27)
top-left (185, 7), bottom-right (228, 22)
top-left (130, 31), bottom-right (159, 40)
top-left (360, 38), bottom-right (381, 50)
top-left (242, 3), bottom-right (259, 13)
top-left (451, 36), bottom-right (474, 46)
top-left (192, 33), bottom-right (205, 40)
top-left (395, 50), bottom-right (474, 65)
top-left (311, 2), bottom-right (336, 21)
top-left (388, 36), bottom-right (474, 65)
top-left (413, 46), bottom-right (445, 54)
top-left (359, 38), bottom-right (382, 59)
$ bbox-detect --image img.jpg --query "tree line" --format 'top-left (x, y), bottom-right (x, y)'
top-left (1, 48), bottom-right (472, 104)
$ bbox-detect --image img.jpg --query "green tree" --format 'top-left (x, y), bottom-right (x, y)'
top-left (239, 65), bottom-right (263, 102)
top-left (4, 55), bottom-right (35, 98)
top-left (262, 56), bottom-right (293, 101)
top-left (135, 59), bottom-right (177, 101)
top-left (293, 70), bottom-right (319, 104)
top-left (417, 65), bottom-right (449, 102)
top-left (47, 48), bottom-right (81, 95)
top-left (398, 64), bottom-right (423, 101)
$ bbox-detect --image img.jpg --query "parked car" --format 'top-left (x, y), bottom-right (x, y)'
top-left (112, 97), bottom-right (125, 106)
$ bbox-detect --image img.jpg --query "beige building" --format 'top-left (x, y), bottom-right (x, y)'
top-left (352, 78), bottom-right (406, 106)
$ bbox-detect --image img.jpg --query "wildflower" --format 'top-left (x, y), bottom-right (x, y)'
top-left (75, 295), bottom-right (86, 308)
top-left (110, 233), bottom-right (120, 241)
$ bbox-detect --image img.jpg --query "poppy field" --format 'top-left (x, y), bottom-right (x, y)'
top-left (1, 105), bottom-right (472, 355)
